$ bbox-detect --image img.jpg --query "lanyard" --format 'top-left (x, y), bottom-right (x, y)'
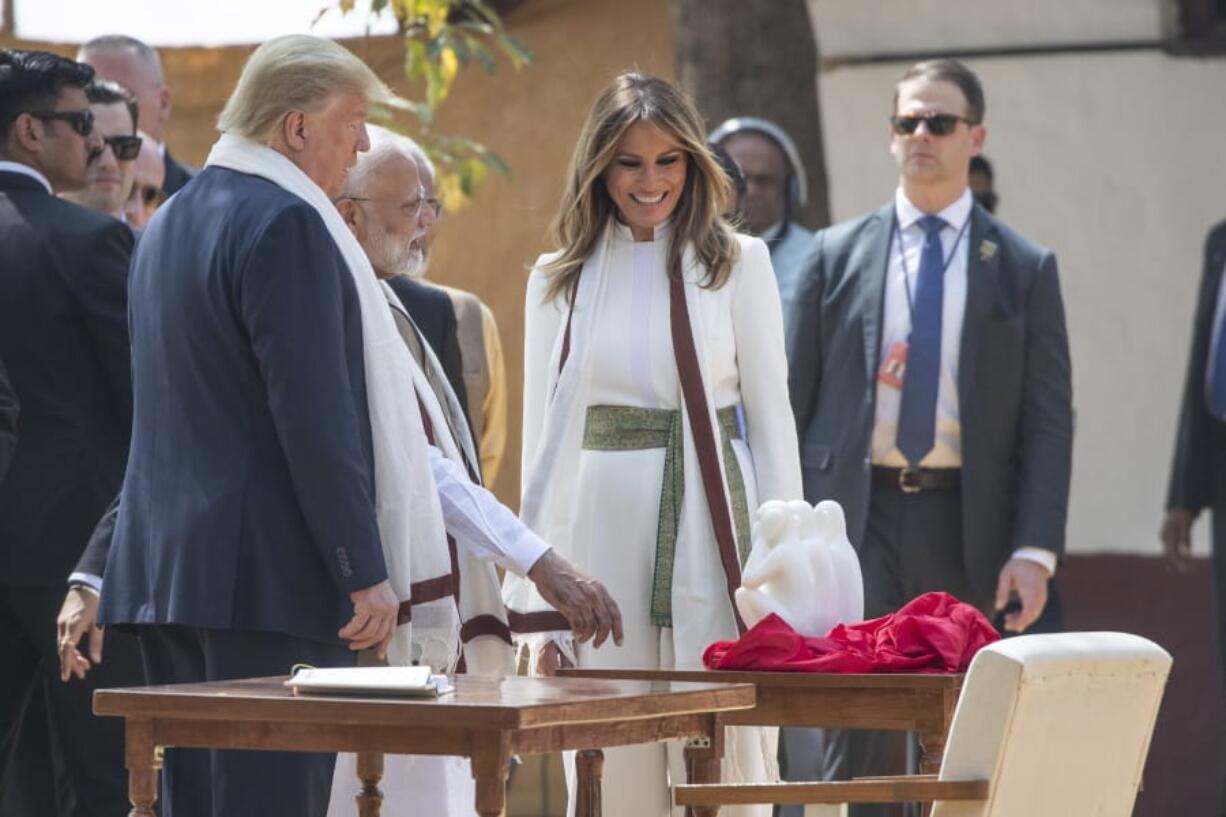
top-left (893, 211), bottom-right (970, 319)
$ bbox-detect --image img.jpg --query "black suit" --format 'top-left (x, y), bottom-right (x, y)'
top-left (0, 356), bottom-right (16, 484)
top-left (387, 275), bottom-right (470, 422)
top-left (100, 167), bottom-right (385, 817)
top-left (785, 198), bottom-right (1073, 816)
top-left (1168, 221), bottom-right (1226, 672)
top-left (162, 147), bottom-right (195, 196)
top-left (789, 201), bottom-right (1073, 601)
top-left (0, 169), bottom-right (143, 816)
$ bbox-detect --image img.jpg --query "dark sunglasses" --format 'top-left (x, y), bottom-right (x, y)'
top-left (889, 113), bottom-right (975, 137)
top-left (135, 184), bottom-right (164, 207)
top-left (103, 134), bottom-right (143, 162)
top-left (29, 109), bottom-right (95, 137)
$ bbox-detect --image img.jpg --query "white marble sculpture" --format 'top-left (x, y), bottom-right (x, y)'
top-left (735, 499), bottom-right (865, 637)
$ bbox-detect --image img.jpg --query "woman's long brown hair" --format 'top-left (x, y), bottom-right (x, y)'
top-left (540, 72), bottom-right (739, 303)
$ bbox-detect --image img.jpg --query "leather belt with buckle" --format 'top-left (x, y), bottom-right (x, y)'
top-left (871, 466), bottom-right (961, 494)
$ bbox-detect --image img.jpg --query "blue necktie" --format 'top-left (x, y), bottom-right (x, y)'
top-left (896, 215), bottom-right (946, 465)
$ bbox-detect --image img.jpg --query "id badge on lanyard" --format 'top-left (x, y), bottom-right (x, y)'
top-left (876, 211), bottom-right (969, 392)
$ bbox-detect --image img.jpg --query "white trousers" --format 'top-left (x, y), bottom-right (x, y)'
top-left (328, 753), bottom-right (476, 817)
top-left (566, 529), bottom-right (777, 817)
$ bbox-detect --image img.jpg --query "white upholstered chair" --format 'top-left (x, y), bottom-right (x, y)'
top-left (675, 632), bottom-right (1172, 816)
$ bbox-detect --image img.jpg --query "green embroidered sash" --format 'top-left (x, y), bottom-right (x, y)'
top-left (582, 404), bottom-right (751, 627)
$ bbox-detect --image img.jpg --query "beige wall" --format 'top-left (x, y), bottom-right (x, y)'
top-left (810, 0), bottom-right (1226, 556)
top-left (3, 0), bottom-right (675, 510)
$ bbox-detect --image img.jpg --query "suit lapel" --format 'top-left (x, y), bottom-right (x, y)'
top-left (958, 205), bottom-right (1000, 409)
top-left (861, 202), bottom-right (895, 383)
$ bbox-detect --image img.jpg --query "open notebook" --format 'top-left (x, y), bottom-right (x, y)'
top-left (285, 666), bottom-right (456, 698)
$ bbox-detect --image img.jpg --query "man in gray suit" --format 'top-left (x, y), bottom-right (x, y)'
top-left (783, 59), bottom-right (1073, 815)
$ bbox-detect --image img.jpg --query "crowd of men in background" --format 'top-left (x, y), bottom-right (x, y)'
top-left (0, 36), bottom-right (510, 816)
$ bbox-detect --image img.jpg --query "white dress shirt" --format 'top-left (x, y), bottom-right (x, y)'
top-left (870, 187), bottom-right (1056, 576)
top-left (72, 447), bottom-right (549, 593)
top-left (871, 187), bottom-right (972, 469)
top-left (0, 160), bottom-right (53, 193)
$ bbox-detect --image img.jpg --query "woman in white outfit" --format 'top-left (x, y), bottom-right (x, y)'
top-left (504, 73), bottom-right (802, 817)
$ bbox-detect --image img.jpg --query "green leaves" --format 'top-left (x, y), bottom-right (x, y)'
top-left (325, 0), bottom-right (533, 211)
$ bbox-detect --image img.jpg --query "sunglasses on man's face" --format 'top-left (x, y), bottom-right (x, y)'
top-left (889, 113), bottom-right (975, 137)
top-left (30, 109), bottom-right (95, 137)
top-left (103, 134), bottom-right (143, 162)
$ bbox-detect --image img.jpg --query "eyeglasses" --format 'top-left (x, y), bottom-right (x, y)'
top-left (29, 109), bottom-right (95, 137)
top-left (337, 185), bottom-right (439, 220)
top-left (103, 134), bottom-right (143, 162)
top-left (889, 113), bottom-right (975, 137)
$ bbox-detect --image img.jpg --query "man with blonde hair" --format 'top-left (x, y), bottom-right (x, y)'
top-left (98, 35), bottom-right (621, 817)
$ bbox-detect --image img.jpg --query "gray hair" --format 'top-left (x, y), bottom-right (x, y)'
top-left (218, 35), bottom-right (392, 142)
top-left (343, 124), bottom-right (425, 197)
top-left (79, 35), bottom-right (164, 83)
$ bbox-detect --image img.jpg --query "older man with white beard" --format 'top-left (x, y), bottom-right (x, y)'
top-left (324, 124), bottom-right (508, 817)
top-left (98, 36), bottom-right (621, 817)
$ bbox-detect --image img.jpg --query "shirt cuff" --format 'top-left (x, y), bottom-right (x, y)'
top-left (504, 531), bottom-right (551, 578)
top-left (67, 572), bottom-right (103, 595)
top-left (1011, 547), bottom-right (1057, 576)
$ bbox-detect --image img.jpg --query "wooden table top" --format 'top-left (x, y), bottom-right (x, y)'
top-left (93, 674), bottom-right (757, 731)
top-left (558, 668), bottom-right (963, 690)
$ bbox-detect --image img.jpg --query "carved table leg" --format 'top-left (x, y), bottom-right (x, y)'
top-left (683, 714), bottom-right (725, 817)
top-left (574, 749), bottom-right (605, 817)
top-left (124, 719), bottom-right (159, 817)
top-left (356, 751), bottom-right (384, 817)
top-left (471, 733), bottom-right (511, 817)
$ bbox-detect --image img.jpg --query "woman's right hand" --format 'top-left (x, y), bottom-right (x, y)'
top-left (534, 640), bottom-right (574, 677)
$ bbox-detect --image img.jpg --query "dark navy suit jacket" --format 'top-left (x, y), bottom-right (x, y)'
top-left (100, 167), bottom-right (388, 645)
top-left (0, 355), bottom-right (17, 485)
top-left (0, 171), bottom-right (132, 587)
top-left (788, 201), bottom-right (1073, 601)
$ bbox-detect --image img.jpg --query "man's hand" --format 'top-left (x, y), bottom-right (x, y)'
top-left (339, 579), bottom-right (400, 660)
top-left (994, 558), bottom-right (1051, 634)
top-left (527, 549), bottom-right (623, 649)
top-left (534, 640), bottom-right (575, 677)
top-left (1161, 507), bottom-right (1196, 573)
top-left (57, 586), bottom-right (103, 682)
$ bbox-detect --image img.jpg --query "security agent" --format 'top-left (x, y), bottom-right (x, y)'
top-left (709, 116), bottom-right (814, 310)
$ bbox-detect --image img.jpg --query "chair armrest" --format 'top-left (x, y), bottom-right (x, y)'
top-left (674, 778), bottom-right (989, 807)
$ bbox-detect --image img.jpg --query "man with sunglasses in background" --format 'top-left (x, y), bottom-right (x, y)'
top-left (62, 79), bottom-right (141, 223)
top-left (123, 131), bottom-right (164, 230)
top-left (0, 49), bottom-right (138, 816)
top-left (784, 58), bottom-right (1072, 816)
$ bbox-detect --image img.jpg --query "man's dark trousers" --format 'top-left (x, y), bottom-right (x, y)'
top-left (133, 625), bottom-right (355, 817)
top-left (0, 587), bottom-right (143, 816)
top-left (777, 484), bottom-right (978, 817)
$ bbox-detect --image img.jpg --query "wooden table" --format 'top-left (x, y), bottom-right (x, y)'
top-left (562, 668), bottom-right (963, 815)
top-left (94, 674), bottom-right (754, 817)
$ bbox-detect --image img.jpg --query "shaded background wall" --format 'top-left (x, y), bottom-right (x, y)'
top-left (1, 0), bottom-right (675, 511)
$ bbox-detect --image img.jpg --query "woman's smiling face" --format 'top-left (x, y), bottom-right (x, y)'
top-left (602, 118), bottom-right (687, 240)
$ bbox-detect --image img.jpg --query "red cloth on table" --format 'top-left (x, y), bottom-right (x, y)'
top-left (702, 592), bottom-right (999, 673)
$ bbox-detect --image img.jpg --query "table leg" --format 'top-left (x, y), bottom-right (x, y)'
top-left (123, 719), bottom-right (159, 817)
top-left (574, 749), bottom-right (604, 817)
top-left (356, 751), bottom-right (384, 817)
top-left (470, 734), bottom-right (511, 817)
top-left (683, 714), bottom-right (724, 817)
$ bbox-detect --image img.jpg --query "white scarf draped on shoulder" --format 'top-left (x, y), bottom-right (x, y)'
top-left (205, 133), bottom-right (456, 669)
